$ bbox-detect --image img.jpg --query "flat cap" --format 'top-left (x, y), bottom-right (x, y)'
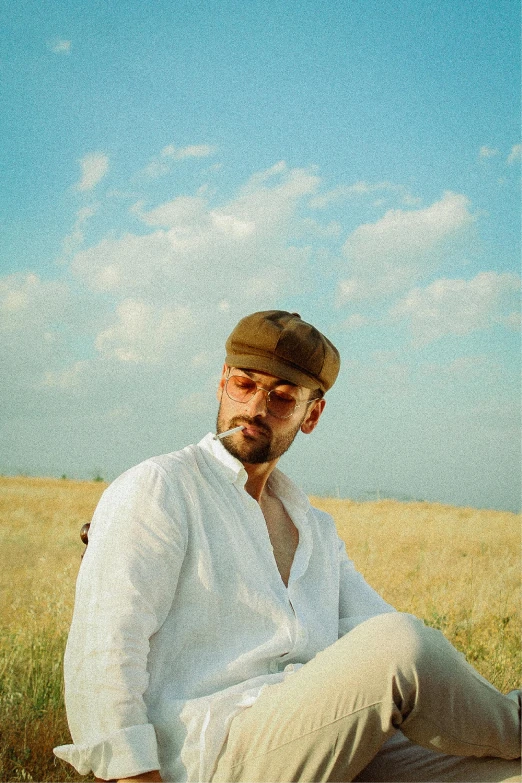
top-left (225, 310), bottom-right (340, 392)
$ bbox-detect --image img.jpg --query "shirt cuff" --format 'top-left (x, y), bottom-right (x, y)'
top-left (54, 723), bottom-right (160, 780)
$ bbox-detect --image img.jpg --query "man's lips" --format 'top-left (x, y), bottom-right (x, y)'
top-left (233, 420), bottom-right (271, 439)
top-left (242, 425), bottom-right (268, 438)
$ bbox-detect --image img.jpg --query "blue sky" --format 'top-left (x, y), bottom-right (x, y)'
top-left (1, 0), bottom-right (520, 511)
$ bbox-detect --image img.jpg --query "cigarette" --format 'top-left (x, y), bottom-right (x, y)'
top-left (214, 425), bottom-right (245, 440)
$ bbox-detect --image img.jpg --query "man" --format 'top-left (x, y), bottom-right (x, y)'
top-left (55, 311), bottom-right (521, 782)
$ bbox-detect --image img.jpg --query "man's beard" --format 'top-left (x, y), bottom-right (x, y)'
top-left (216, 403), bottom-right (304, 464)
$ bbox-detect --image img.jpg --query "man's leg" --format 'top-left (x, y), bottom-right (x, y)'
top-left (212, 613), bottom-right (520, 783)
top-left (354, 732), bottom-right (521, 782)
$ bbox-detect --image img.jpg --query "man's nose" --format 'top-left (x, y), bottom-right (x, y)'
top-left (244, 388), bottom-right (268, 417)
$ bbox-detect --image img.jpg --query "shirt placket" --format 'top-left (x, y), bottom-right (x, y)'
top-left (241, 487), bottom-right (313, 673)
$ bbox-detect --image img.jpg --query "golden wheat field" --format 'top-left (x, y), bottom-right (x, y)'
top-left (0, 475), bottom-right (520, 782)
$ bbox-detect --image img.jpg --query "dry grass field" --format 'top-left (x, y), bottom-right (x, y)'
top-left (0, 476), bottom-right (520, 782)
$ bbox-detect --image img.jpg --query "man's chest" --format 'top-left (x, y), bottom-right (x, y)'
top-left (259, 493), bottom-right (299, 587)
top-left (169, 481), bottom-right (341, 658)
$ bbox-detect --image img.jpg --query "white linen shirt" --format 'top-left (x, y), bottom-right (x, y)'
top-left (54, 433), bottom-right (394, 782)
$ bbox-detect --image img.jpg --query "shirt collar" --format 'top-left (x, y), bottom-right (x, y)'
top-left (197, 432), bottom-right (311, 517)
top-left (198, 432), bottom-right (249, 487)
top-left (268, 468), bottom-right (311, 518)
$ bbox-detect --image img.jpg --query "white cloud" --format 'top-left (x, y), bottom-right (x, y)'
top-left (211, 211), bottom-right (256, 237)
top-left (246, 160), bottom-right (288, 185)
top-left (133, 196), bottom-right (256, 241)
top-left (71, 231), bottom-right (176, 293)
top-left (135, 196), bottom-right (208, 229)
top-left (339, 313), bottom-right (369, 330)
top-left (40, 360), bottom-right (90, 389)
top-left (230, 165), bottom-right (320, 238)
top-left (337, 191), bottom-right (474, 302)
top-left (95, 299), bottom-right (193, 363)
top-left (507, 144), bottom-right (522, 165)
top-left (336, 279), bottom-right (370, 304)
top-left (61, 204), bottom-right (99, 256)
top-left (142, 160), bottom-right (172, 178)
top-left (49, 39), bottom-right (71, 54)
top-left (310, 181), bottom-right (421, 209)
top-left (202, 162), bottom-right (224, 175)
top-left (71, 163), bottom-right (320, 308)
top-left (0, 273), bottom-right (73, 387)
top-left (390, 271), bottom-right (520, 345)
top-left (75, 153), bottom-right (109, 192)
top-left (162, 144), bottom-right (217, 160)
top-left (0, 272), bottom-right (68, 327)
top-left (499, 311), bottom-right (520, 331)
top-left (478, 145), bottom-right (499, 159)
top-left (141, 144), bottom-right (217, 178)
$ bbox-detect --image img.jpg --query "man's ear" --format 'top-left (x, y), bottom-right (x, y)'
top-left (300, 398), bottom-right (326, 435)
top-left (216, 363), bottom-right (228, 402)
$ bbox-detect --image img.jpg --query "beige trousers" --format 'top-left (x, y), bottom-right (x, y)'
top-left (212, 613), bottom-right (521, 783)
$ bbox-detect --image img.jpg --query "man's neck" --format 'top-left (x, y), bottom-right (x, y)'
top-left (242, 458), bottom-right (279, 502)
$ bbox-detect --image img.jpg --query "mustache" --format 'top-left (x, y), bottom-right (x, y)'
top-left (229, 415), bottom-right (272, 437)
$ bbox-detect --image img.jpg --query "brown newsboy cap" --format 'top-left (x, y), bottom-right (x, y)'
top-left (225, 310), bottom-right (340, 392)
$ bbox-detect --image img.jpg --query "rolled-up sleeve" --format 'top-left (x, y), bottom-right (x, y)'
top-left (337, 539), bottom-right (395, 637)
top-left (54, 462), bottom-right (188, 780)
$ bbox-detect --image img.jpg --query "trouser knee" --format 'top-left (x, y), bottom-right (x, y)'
top-left (360, 611), bottom-right (438, 677)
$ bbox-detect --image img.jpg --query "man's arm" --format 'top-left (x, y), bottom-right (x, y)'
top-left (57, 463), bottom-right (188, 781)
top-left (337, 538), bottom-right (395, 636)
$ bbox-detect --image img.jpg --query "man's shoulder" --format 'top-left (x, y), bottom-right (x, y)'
top-left (308, 502), bottom-right (336, 525)
top-left (146, 443), bottom-right (201, 475)
top-left (270, 469), bottom-right (338, 531)
top-left (307, 502), bottom-right (340, 543)
top-left (106, 443), bottom-right (202, 495)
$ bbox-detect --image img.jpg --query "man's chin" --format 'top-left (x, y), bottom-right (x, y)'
top-left (223, 439), bottom-right (272, 465)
